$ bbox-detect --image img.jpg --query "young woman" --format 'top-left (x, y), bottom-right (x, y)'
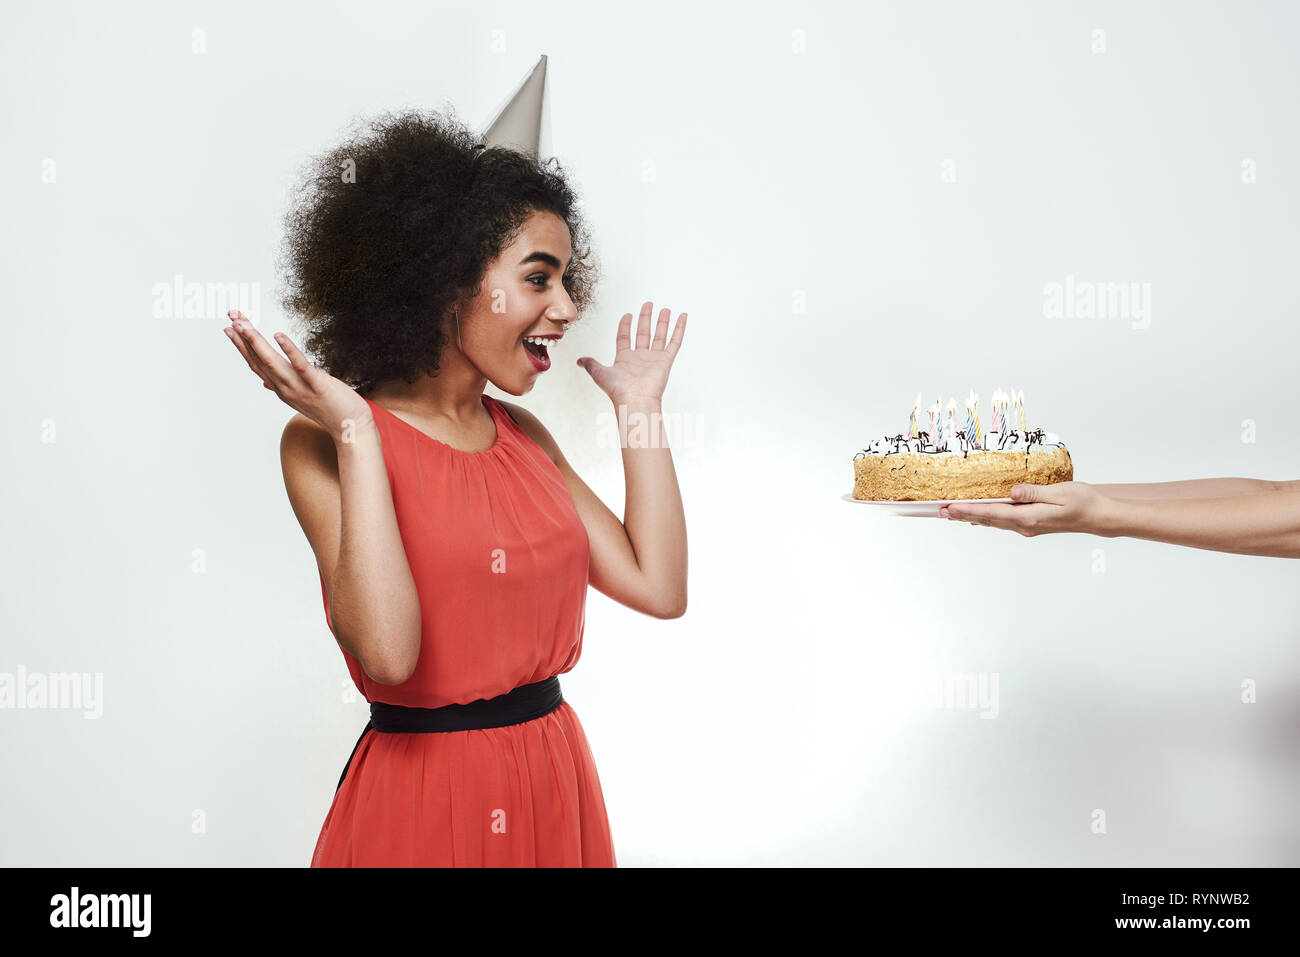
top-left (222, 110), bottom-right (688, 866)
top-left (939, 479), bottom-right (1300, 557)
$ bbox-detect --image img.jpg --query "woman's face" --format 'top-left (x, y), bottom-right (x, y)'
top-left (455, 208), bottom-right (579, 394)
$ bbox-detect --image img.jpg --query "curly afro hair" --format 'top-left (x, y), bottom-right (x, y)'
top-left (277, 107), bottom-right (599, 395)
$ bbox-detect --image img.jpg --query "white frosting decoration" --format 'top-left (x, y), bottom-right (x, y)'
top-left (857, 429), bottom-right (1066, 457)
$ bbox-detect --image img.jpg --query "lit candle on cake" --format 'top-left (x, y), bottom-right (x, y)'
top-left (944, 398), bottom-right (957, 449)
top-left (908, 392), bottom-right (921, 440)
top-left (927, 399), bottom-right (941, 446)
top-left (966, 390), bottom-right (981, 448)
top-left (990, 389), bottom-right (1004, 434)
top-left (1014, 389), bottom-right (1026, 432)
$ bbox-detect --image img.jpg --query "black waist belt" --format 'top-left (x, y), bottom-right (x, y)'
top-left (335, 676), bottom-right (563, 792)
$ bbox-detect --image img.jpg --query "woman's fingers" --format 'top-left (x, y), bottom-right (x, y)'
top-left (636, 301), bottom-right (654, 349)
top-left (224, 324), bottom-right (272, 385)
top-left (271, 329), bottom-right (315, 380)
top-left (616, 311), bottom-right (634, 352)
top-left (945, 501), bottom-right (1050, 536)
top-left (666, 311), bottom-right (686, 353)
top-left (631, 303), bottom-right (686, 352)
top-left (651, 307), bottom-right (670, 349)
top-left (234, 321), bottom-right (291, 387)
top-left (227, 311), bottom-right (297, 392)
top-left (225, 311), bottom-right (270, 375)
top-left (230, 323), bottom-right (282, 388)
top-left (947, 503), bottom-right (1014, 523)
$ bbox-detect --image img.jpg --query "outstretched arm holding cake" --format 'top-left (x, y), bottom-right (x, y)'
top-left (941, 481), bottom-right (1300, 559)
top-left (1089, 477), bottom-right (1284, 500)
top-left (852, 389), bottom-right (1300, 559)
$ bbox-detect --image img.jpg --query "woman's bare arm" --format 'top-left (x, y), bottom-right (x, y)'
top-left (1102, 488), bottom-right (1300, 558)
top-left (567, 303), bottom-right (690, 618)
top-left (280, 413), bottom-right (422, 684)
top-left (1093, 477), bottom-right (1288, 500)
top-left (225, 311), bottom-right (423, 684)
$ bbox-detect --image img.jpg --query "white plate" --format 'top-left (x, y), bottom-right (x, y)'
top-left (840, 492), bottom-right (1013, 517)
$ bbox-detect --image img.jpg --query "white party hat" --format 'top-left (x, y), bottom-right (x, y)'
top-left (480, 55), bottom-right (550, 159)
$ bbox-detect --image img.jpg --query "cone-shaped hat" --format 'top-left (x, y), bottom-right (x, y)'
top-left (480, 55), bottom-right (550, 159)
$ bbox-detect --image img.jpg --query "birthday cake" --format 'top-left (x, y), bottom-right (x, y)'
top-left (852, 389), bottom-right (1073, 501)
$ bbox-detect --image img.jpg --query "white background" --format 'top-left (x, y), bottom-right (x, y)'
top-left (2, 0), bottom-right (1298, 866)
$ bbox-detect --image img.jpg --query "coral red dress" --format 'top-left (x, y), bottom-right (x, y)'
top-left (310, 393), bottom-right (616, 867)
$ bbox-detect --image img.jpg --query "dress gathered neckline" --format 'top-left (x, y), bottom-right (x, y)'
top-left (363, 393), bottom-right (503, 455)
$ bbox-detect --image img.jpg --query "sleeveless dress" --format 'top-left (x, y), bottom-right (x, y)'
top-left (309, 393), bottom-right (616, 867)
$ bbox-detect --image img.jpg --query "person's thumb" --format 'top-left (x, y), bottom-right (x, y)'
top-left (1011, 483), bottom-right (1041, 503)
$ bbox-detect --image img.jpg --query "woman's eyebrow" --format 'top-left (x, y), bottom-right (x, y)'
top-left (518, 251), bottom-right (568, 269)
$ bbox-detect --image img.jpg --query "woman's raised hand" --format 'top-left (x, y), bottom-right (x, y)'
top-left (223, 309), bottom-right (372, 440)
top-left (575, 301), bottom-right (686, 404)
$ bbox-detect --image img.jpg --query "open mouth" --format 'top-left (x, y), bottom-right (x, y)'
top-left (521, 336), bottom-right (553, 371)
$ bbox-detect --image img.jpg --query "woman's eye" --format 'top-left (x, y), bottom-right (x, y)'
top-left (528, 274), bottom-right (572, 288)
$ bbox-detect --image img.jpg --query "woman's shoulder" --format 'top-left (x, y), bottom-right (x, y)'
top-left (492, 399), bottom-right (560, 468)
top-left (281, 412), bottom-right (333, 454)
top-left (280, 413), bottom-right (342, 481)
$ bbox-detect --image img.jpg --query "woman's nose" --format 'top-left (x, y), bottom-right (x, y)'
top-left (549, 291), bottom-right (578, 323)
